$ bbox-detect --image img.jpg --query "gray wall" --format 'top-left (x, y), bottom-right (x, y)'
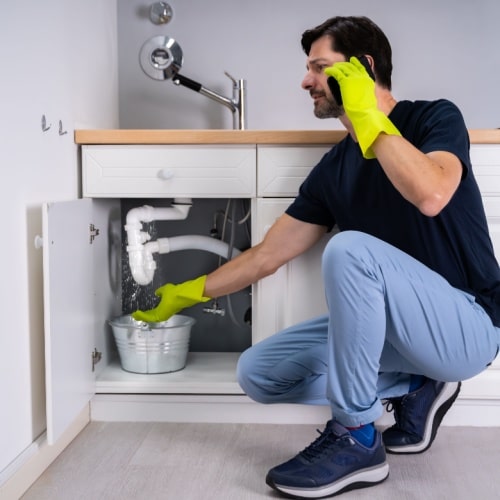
top-left (118, 0), bottom-right (500, 130)
top-left (0, 0), bottom-right (118, 477)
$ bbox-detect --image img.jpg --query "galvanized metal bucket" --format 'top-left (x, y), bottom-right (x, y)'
top-left (108, 314), bottom-right (195, 374)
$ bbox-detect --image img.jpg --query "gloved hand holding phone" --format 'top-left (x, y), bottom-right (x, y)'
top-left (324, 56), bottom-right (401, 159)
top-left (132, 275), bottom-right (211, 323)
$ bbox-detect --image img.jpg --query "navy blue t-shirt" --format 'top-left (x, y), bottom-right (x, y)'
top-left (286, 99), bottom-right (500, 327)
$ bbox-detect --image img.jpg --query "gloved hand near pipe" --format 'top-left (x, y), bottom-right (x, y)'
top-left (132, 275), bottom-right (211, 323)
top-left (324, 56), bottom-right (401, 159)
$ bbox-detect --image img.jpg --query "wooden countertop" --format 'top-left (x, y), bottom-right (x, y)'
top-left (74, 129), bottom-right (500, 145)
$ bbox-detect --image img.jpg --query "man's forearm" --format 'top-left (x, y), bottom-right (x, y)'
top-left (203, 243), bottom-right (276, 298)
top-left (204, 213), bottom-right (327, 298)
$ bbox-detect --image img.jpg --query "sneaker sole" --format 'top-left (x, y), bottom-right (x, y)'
top-left (385, 381), bottom-right (461, 455)
top-left (266, 462), bottom-right (389, 499)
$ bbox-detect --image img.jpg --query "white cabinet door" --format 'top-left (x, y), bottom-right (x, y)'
top-left (471, 144), bottom-right (500, 196)
top-left (251, 199), bottom-right (333, 343)
top-left (482, 197), bottom-right (500, 259)
top-left (42, 199), bottom-right (121, 444)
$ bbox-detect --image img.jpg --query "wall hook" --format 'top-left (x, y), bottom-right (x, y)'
top-left (58, 120), bottom-right (68, 136)
top-left (41, 115), bottom-right (51, 132)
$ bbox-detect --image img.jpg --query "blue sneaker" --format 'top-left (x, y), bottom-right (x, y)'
top-left (266, 420), bottom-right (389, 498)
top-left (383, 380), bottom-right (461, 454)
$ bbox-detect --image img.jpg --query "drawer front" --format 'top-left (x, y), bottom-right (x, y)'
top-left (83, 145), bottom-right (256, 198)
top-left (471, 144), bottom-right (500, 196)
top-left (257, 145), bottom-right (330, 197)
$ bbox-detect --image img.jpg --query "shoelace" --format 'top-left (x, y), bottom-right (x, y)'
top-left (383, 397), bottom-right (404, 427)
top-left (299, 425), bottom-right (352, 462)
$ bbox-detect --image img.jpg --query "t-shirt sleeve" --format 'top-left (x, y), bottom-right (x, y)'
top-left (413, 100), bottom-right (471, 178)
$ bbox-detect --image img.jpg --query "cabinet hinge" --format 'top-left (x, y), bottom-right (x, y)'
top-left (92, 348), bottom-right (102, 372)
top-left (89, 224), bottom-right (100, 244)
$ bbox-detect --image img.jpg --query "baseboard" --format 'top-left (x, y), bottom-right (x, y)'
top-left (0, 405), bottom-right (90, 500)
top-left (90, 393), bottom-right (500, 427)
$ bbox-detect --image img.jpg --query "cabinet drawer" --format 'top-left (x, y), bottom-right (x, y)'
top-left (82, 145), bottom-right (256, 197)
top-left (471, 144), bottom-right (500, 196)
top-left (257, 145), bottom-right (330, 197)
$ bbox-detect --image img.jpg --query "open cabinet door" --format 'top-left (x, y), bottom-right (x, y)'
top-left (42, 199), bottom-right (96, 445)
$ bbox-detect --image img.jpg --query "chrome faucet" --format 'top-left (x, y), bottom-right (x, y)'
top-left (139, 35), bottom-right (248, 129)
top-left (173, 71), bottom-right (247, 130)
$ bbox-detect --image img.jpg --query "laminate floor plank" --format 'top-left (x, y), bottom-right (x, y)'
top-left (22, 423), bottom-right (500, 500)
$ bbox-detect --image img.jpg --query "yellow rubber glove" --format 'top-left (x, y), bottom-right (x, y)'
top-left (324, 57), bottom-right (401, 159)
top-left (132, 275), bottom-right (210, 323)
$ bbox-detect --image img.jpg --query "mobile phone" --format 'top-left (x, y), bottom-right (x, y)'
top-left (327, 55), bottom-right (375, 106)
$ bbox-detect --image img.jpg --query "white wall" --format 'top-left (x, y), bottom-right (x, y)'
top-left (0, 0), bottom-right (118, 478)
top-left (118, 0), bottom-right (500, 130)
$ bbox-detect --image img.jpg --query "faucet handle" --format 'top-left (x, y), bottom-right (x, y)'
top-left (224, 71), bottom-right (246, 92)
top-left (224, 71), bottom-right (237, 85)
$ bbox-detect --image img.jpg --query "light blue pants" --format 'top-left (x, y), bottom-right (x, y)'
top-left (237, 231), bottom-right (500, 427)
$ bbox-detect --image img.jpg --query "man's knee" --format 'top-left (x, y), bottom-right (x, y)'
top-left (236, 347), bottom-right (272, 403)
top-left (322, 231), bottom-right (371, 275)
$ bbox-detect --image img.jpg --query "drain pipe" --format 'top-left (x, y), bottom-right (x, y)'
top-left (125, 200), bottom-right (193, 285)
top-left (125, 202), bottom-right (241, 285)
top-left (147, 235), bottom-right (241, 258)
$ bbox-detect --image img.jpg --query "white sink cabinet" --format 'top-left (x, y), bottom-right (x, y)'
top-left (43, 131), bottom-right (500, 444)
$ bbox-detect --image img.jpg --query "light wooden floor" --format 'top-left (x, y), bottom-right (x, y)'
top-left (22, 422), bottom-right (500, 500)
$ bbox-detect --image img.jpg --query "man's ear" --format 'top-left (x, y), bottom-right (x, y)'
top-left (364, 55), bottom-right (375, 74)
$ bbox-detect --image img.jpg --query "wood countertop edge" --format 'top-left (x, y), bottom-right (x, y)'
top-left (74, 129), bottom-right (500, 145)
top-left (74, 130), bottom-right (347, 145)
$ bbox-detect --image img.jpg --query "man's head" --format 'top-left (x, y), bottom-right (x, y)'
top-left (301, 16), bottom-right (393, 119)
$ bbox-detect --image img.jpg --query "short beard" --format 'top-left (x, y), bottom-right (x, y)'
top-left (313, 94), bottom-right (343, 119)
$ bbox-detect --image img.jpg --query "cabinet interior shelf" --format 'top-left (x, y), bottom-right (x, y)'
top-left (95, 352), bottom-right (244, 394)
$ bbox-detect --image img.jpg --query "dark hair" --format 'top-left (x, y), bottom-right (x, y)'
top-left (301, 16), bottom-right (393, 89)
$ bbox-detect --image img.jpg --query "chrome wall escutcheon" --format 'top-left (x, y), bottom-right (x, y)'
top-left (149, 2), bottom-right (173, 25)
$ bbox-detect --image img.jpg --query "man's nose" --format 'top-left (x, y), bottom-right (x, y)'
top-left (301, 73), bottom-right (314, 90)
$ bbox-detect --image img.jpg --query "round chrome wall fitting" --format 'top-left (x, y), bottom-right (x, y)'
top-left (139, 35), bottom-right (183, 80)
top-left (150, 2), bottom-right (173, 25)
